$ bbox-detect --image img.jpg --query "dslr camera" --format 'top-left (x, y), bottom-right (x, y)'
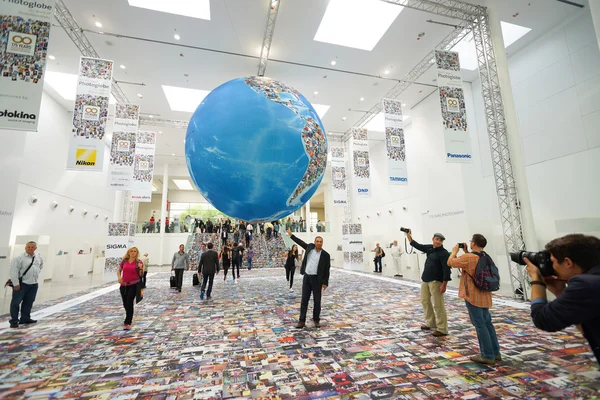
top-left (510, 250), bottom-right (555, 277)
top-left (400, 227), bottom-right (410, 233)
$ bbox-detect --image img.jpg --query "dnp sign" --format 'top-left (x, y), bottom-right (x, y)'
top-left (358, 188), bottom-right (369, 193)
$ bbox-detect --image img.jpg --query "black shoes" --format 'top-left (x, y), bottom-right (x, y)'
top-left (10, 322), bottom-right (18, 328)
top-left (20, 319), bottom-right (37, 324)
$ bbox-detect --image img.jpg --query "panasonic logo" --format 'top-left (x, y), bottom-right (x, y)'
top-left (390, 177), bottom-right (408, 182)
top-left (447, 153), bottom-right (472, 159)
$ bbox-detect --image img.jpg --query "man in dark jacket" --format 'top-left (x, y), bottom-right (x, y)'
top-left (287, 229), bottom-right (331, 329)
top-left (406, 229), bottom-right (451, 337)
top-left (198, 243), bottom-right (219, 300)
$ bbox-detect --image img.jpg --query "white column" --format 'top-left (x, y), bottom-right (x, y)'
top-left (484, 1), bottom-right (538, 251)
top-left (589, 1), bottom-right (600, 52)
top-left (305, 200), bottom-right (311, 242)
top-left (158, 163), bottom-right (169, 266)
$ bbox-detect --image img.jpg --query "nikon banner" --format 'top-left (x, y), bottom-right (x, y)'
top-left (330, 146), bottom-right (347, 207)
top-left (342, 223), bottom-right (363, 269)
top-left (67, 57), bottom-right (114, 171)
top-left (382, 98), bottom-right (408, 185)
top-left (434, 50), bottom-right (473, 163)
top-left (0, 0), bottom-right (54, 131)
top-left (130, 131), bottom-right (156, 202)
top-left (350, 128), bottom-right (371, 198)
top-left (105, 222), bottom-right (135, 273)
top-left (107, 104), bottom-right (140, 189)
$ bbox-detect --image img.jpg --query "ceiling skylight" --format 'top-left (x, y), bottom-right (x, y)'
top-left (45, 71), bottom-right (116, 104)
top-left (312, 104), bottom-right (330, 119)
top-left (501, 21), bottom-right (531, 47)
top-left (127, 0), bottom-right (210, 20)
top-left (162, 85), bottom-right (211, 113)
top-left (314, 0), bottom-right (403, 51)
top-left (173, 179), bottom-right (195, 190)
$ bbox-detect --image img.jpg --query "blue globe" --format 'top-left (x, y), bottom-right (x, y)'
top-left (185, 77), bottom-right (328, 222)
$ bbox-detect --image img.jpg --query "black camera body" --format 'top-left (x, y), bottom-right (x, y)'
top-left (510, 250), bottom-right (555, 277)
top-left (458, 243), bottom-right (465, 249)
top-left (400, 227), bottom-right (410, 233)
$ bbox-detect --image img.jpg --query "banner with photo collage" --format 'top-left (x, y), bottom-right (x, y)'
top-left (342, 223), bottom-right (363, 269)
top-left (107, 104), bottom-right (140, 189)
top-left (382, 99), bottom-right (408, 185)
top-left (330, 146), bottom-right (347, 207)
top-left (67, 57), bottom-right (114, 171)
top-left (105, 222), bottom-right (135, 273)
top-left (350, 128), bottom-right (371, 198)
top-left (435, 50), bottom-right (473, 163)
top-left (131, 131), bottom-right (157, 202)
top-left (0, 0), bottom-right (54, 131)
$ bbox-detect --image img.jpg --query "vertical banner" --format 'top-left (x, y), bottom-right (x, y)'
top-left (0, 0), bottom-right (54, 131)
top-left (435, 50), bottom-right (473, 163)
top-left (382, 99), bottom-right (408, 185)
top-left (344, 223), bottom-right (363, 269)
top-left (350, 128), bottom-right (371, 198)
top-left (342, 224), bottom-right (350, 269)
top-left (131, 131), bottom-right (156, 202)
top-left (330, 146), bottom-right (347, 207)
top-left (67, 57), bottom-right (114, 171)
top-left (105, 222), bottom-right (134, 273)
top-left (107, 104), bottom-right (139, 189)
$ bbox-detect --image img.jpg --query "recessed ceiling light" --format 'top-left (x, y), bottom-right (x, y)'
top-left (127, 0), bottom-right (211, 20)
top-left (149, 115), bottom-right (154, 118)
top-left (314, 91), bottom-right (319, 95)
top-left (44, 71), bottom-right (78, 100)
top-left (500, 21), bottom-right (531, 47)
top-left (174, 33), bottom-right (181, 40)
top-left (159, 131), bottom-right (163, 134)
top-left (314, 0), bottom-right (404, 51)
top-left (120, 64), bottom-right (126, 69)
top-left (162, 85), bottom-right (211, 113)
top-left (384, 70), bottom-right (390, 75)
top-left (342, 117), bottom-right (347, 121)
top-left (402, 103), bottom-right (406, 106)
top-left (171, 153), bottom-right (175, 156)
top-left (48, 55), bottom-right (55, 60)
top-left (330, 60), bottom-right (336, 66)
top-left (360, 97), bottom-right (364, 101)
top-left (312, 104), bottom-right (330, 119)
top-left (137, 93), bottom-right (143, 98)
top-left (173, 179), bottom-right (194, 190)
top-left (95, 21), bottom-right (103, 28)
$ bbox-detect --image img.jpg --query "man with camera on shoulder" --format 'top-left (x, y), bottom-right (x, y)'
top-left (520, 234), bottom-right (600, 365)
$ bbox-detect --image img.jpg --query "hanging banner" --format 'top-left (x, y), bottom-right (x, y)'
top-left (66, 57), bottom-right (114, 171)
top-left (350, 128), bottom-right (371, 198)
top-left (330, 146), bottom-right (348, 206)
top-left (382, 99), bottom-right (408, 185)
top-left (343, 223), bottom-right (363, 269)
top-left (0, 0), bottom-right (54, 131)
top-left (435, 50), bottom-right (472, 163)
top-left (107, 104), bottom-right (139, 189)
top-left (131, 131), bottom-right (156, 202)
top-left (105, 222), bottom-right (135, 273)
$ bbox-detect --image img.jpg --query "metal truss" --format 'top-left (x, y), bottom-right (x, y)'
top-left (380, 0), bottom-right (485, 21)
top-left (471, 13), bottom-right (527, 299)
top-left (139, 117), bottom-right (189, 129)
top-left (53, 0), bottom-right (129, 104)
top-left (257, 0), bottom-right (282, 77)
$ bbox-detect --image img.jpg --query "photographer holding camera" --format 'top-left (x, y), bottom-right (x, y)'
top-left (522, 234), bottom-right (600, 365)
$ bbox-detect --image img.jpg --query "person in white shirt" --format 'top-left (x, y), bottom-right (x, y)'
top-left (8, 241), bottom-right (44, 328)
top-left (391, 240), bottom-right (404, 277)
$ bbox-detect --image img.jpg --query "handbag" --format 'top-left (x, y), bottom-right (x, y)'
top-left (135, 260), bottom-right (144, 303)
top-left (5, 256), bottom-right (35, 288)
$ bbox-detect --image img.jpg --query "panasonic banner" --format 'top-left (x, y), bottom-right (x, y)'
top-left (67, 57), bottom-right (114, 171)
top-left (435, 50), bottom-right (473, 163)
top-left (0, 0), bottom-right (54, 131)
top-left (350, 128), bottom-right (371, 198)
top-left (105, 222), bottom-right (135, 273)
top-left (382, 98), bottom-right (408, 185)
top-left (330, 146), bottom-right (348, 207)
top-left (130, 131), bottom-right (157, 202)
top-left (107, 104), bottom-right (140, 189)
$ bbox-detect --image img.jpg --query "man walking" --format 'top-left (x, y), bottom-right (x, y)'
top-left (287, 228), bottom-right (331, 329)
top-left (371, 242), bottom-right (383, 273)
top-left (198, 243), bottom-right (219, 300)
top-left (8, 241), bottom-right (44, 328)
top-left (406, 229), bottom-right (451, 337)
top-left (391, 240), bottom-right (404, 277)
top-left (171, 244), bottom-right (189, 293)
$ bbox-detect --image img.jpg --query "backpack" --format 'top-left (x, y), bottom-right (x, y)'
top-left (381, 249), bottom-right (385, 257)
top-left (465, 252), bottom-right (500, 292)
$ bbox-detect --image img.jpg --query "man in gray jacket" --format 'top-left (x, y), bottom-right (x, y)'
top-left (198, 243), bottom-right (219, 300)
top-left (172, 244), bottom-right (189, 293)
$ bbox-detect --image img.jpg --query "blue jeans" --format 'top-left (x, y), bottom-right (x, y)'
top-left (373, 256), bottom-right (382, 272)
top-left (465, 300), bottom-right (500, 359)
top-left (10, 282), bottom-right (39, 324)
top-left (247, 259), bottom-right (252, 270)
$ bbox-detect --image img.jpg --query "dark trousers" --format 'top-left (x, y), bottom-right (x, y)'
top-left (174, 269), bottom-right (184, 291)
top-left (232, 260), bottom-right (240, 278)
top-left (374, 256), bottom-right (382, 272)
top-left (142, 271), bottom-right (148, 288)
top-left (10, 282), bottom-right (38, 324)
top-left (223, 265), bottom-right (231, 280)
top-left (201, 273), bottom-right (215, 297)
top-left (299, 275), bottom-right (322, 322)
top-left (286, 266), bottom-right (296, 288)
top-left (119, 285), bottom-right (136, 325)
top-left (245, 237), bottom-right (250, 248)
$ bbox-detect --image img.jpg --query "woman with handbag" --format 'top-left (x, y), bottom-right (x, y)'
top-left (285, 245), bottom-right (300, 291)
top-left (117, 246), bottom-right (144, 330)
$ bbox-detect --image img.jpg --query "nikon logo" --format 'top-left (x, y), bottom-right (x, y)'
top-left (107, 244), bottom-right (127, 249)
top-left (6, 0), bottom-right (53, 9)
top-left (76, 160), bottom-right (95, 166)
top-left (0, 109), bottom-right (36, 120)
top-left (447, 153), bottom-right (472, 159)
top-left (75, 149), bottom-right (97, 167)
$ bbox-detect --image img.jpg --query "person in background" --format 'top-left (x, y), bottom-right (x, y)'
top-left (391, 240), bottom-right (404, 277)
top-left (221, 245), bottom-right (232, 282)
top-left (149, 216), bottom-right (155, 233)
top-left (231, 243), bottom-right (241, 282)
top-left (117, 246), bottom-right (143, 330)
top-left (140, 252), bottom-right (150, 288)
top-left (198, 243), bottom-right (219, 300)
top-left (221, 228), bottom-right (228, 247)
top-left (247, 245), bottom-right (254, 270)
top-left (157, 219), bottom-right (161, 233)
top-left (371, 243), bottom-right (383, 273)
top-left (171, 244), bottom-right (189, 293)
top-left (165, 217), bottom-right (170, 233)
top-left (285, 244), bottom-right (300, 291)
top-left (273, 222), bottom-right (280, 238)
top-left (316, 220), bottom-right (323, 233)
top-left (237, 243), bottom-right (245, 277)
top-left (265, 222), bottom-right (273, 239)
top-left (245, 229), bottom-right (252, 248)
top-left (8, 241), bottom-right (44, 329)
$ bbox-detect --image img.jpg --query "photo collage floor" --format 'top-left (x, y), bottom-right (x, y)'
top-left (1, 268), bottom-right (599, 399)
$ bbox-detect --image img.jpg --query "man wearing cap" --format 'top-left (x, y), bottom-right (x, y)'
top-left (405, 229), bottom-right (451, 337)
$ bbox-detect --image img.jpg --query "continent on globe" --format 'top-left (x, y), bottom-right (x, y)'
top-left (185, 76), bottom-right (328, 222)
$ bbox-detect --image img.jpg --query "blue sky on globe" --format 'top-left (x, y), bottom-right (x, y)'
top-left (185, 77), bottom-right (328, 222)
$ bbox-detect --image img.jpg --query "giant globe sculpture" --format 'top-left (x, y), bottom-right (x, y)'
top-left (185, 76), bottom-right (328, 222)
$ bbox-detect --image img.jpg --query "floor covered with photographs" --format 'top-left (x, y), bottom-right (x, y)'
top-left (1, 268), bottom-right (599, 399)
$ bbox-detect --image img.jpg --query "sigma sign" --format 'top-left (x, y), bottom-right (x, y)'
top-left (107, 244), bottom-right (127, 250)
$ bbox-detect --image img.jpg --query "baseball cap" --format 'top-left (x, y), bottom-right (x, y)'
top-left (433, 233), bottom-right (446, 240)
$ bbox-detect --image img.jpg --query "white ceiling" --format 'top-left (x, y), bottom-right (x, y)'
top-left (44, 0), bottom-right (590, 189)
